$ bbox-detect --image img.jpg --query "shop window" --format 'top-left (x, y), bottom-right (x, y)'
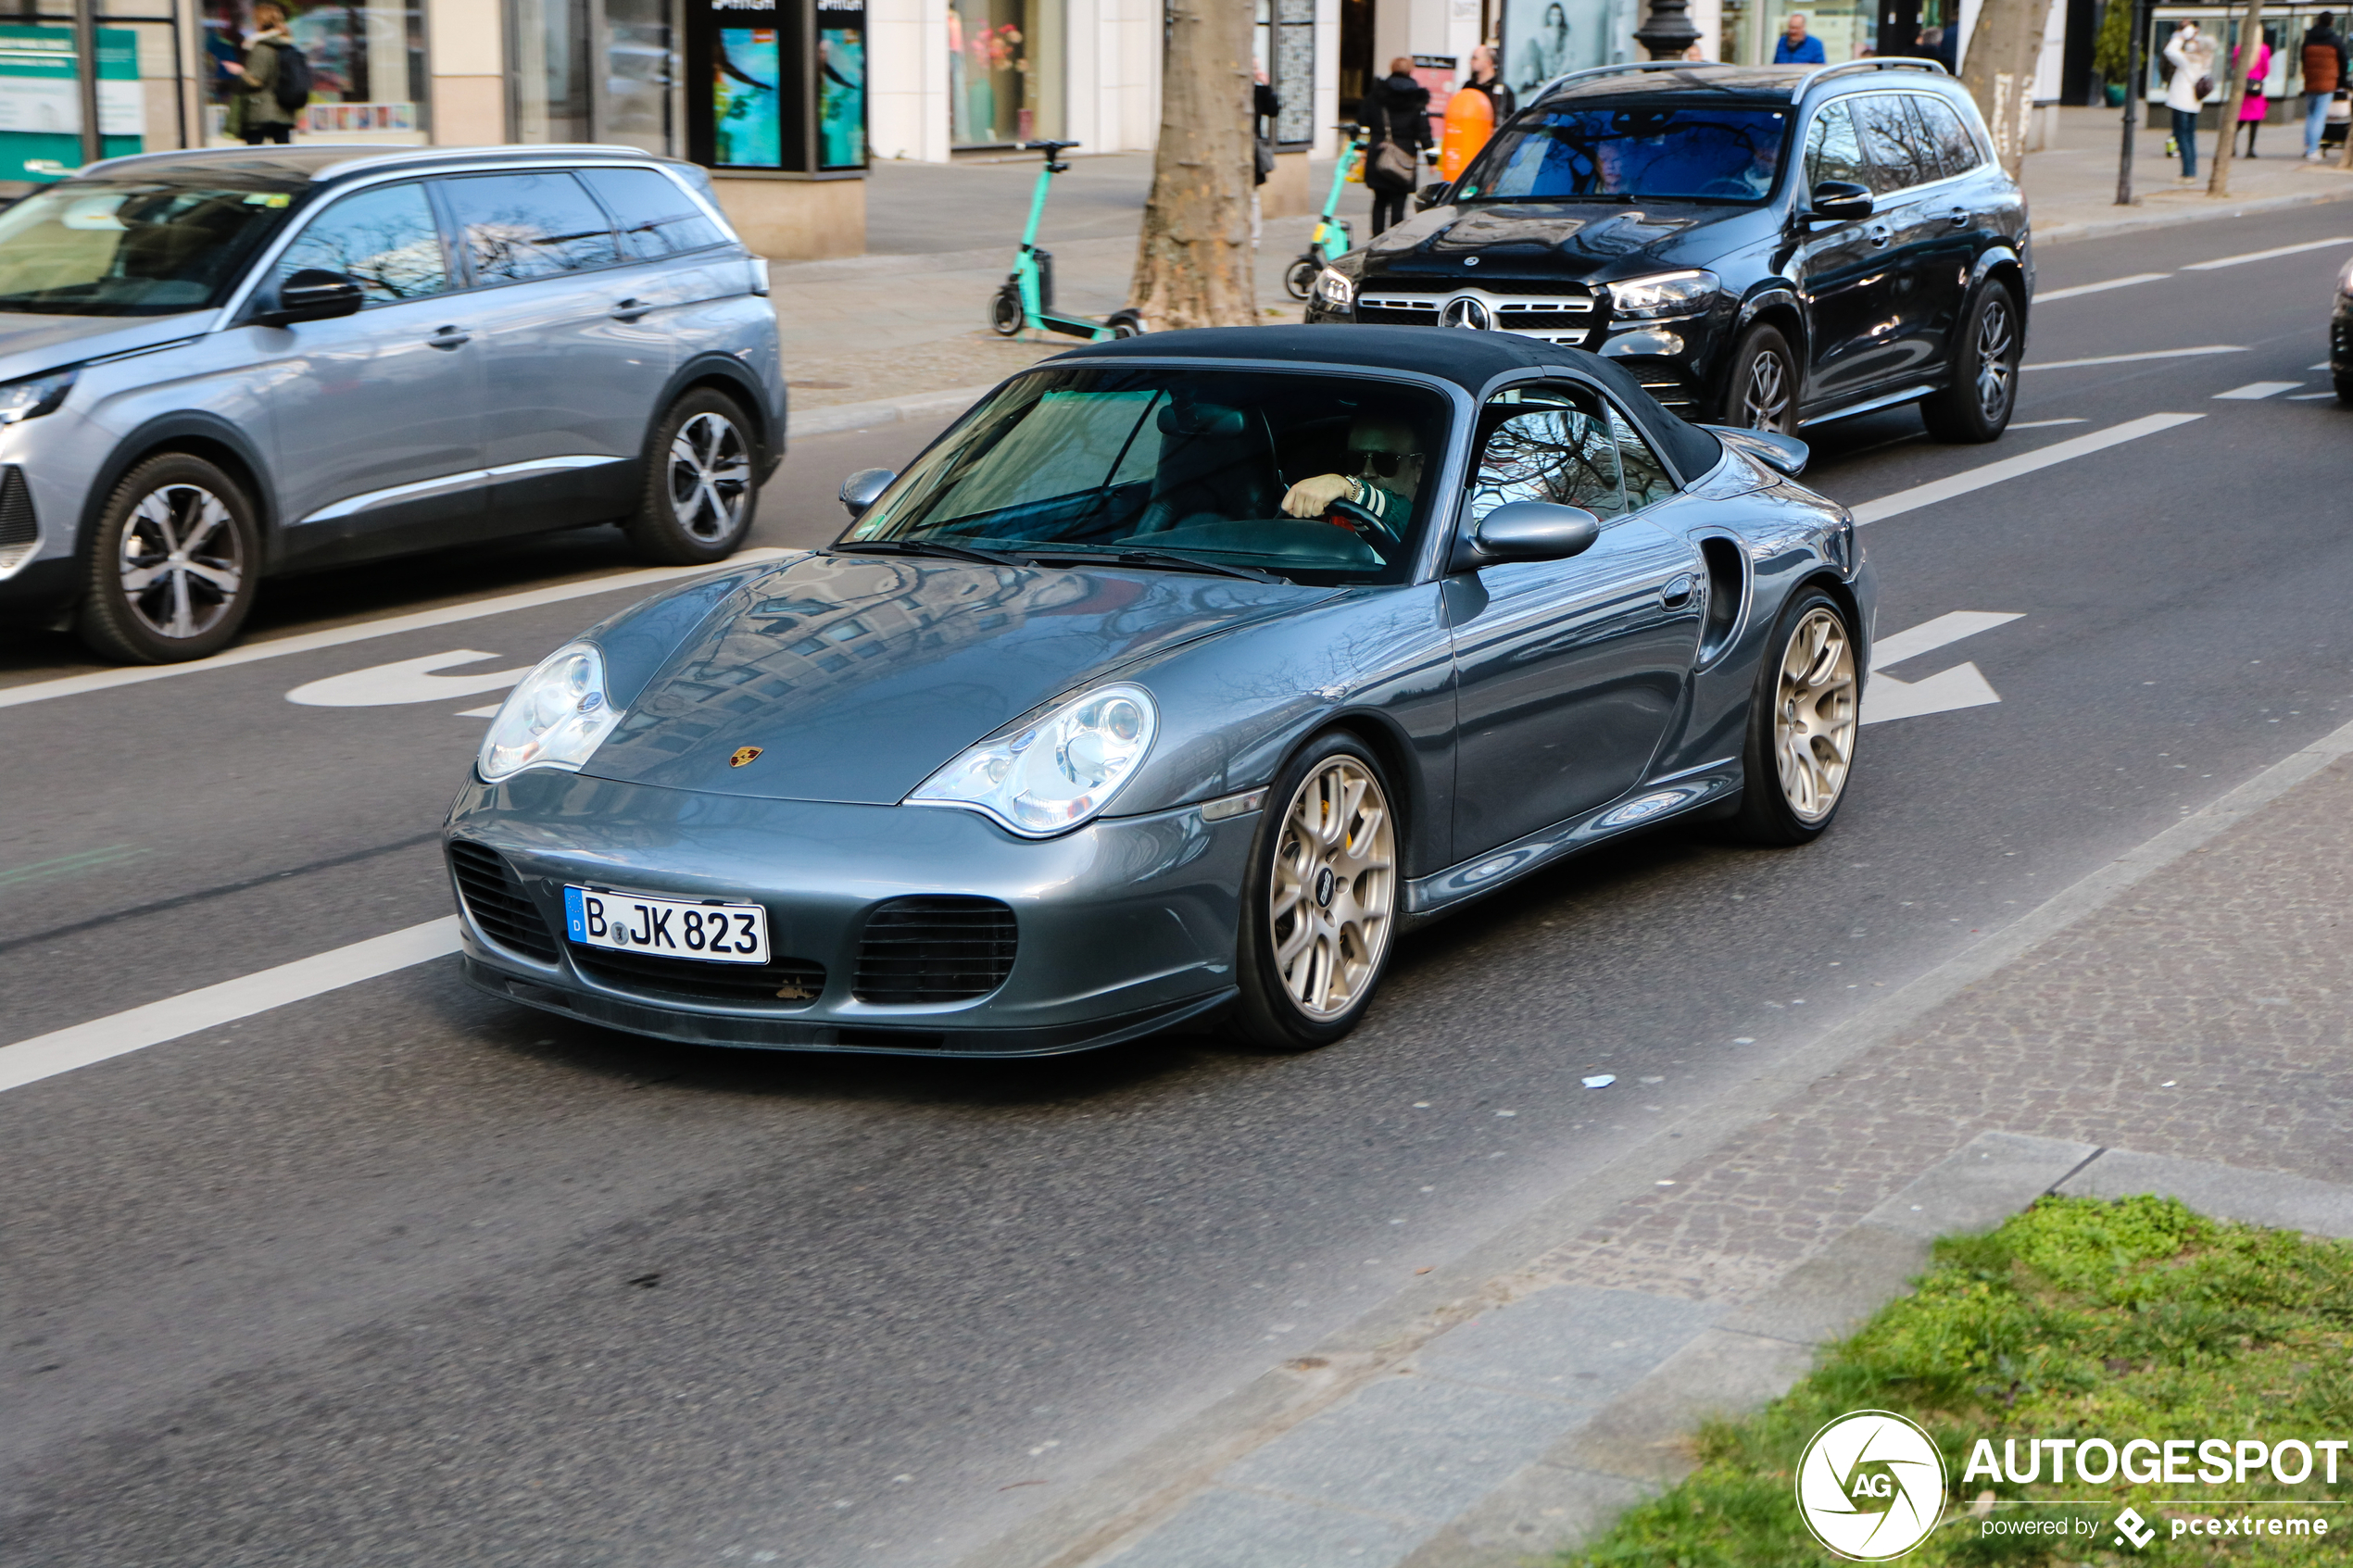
top-left (949, 0), bottom-right (1060, 148)
top-left (205, 1), bottom-right (426, 142)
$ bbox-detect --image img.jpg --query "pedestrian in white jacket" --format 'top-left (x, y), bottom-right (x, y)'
top-left (2164, 21), bottom-right (2217, 179)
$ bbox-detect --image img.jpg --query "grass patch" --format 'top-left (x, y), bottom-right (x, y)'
top-left (1563, 1196), bottom-right (2353, 1565)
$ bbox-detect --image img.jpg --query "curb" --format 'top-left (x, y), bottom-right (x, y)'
top-left (2030, 176), bottom-right (2353, 246)
top-left (955, 708), bottom-right (2353, 1568)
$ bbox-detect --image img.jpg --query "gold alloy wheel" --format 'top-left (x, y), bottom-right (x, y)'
top-left (1268, 756), bottom-right (1397, 1020)
top-left (1774, 607), bottom-right (1858, 822)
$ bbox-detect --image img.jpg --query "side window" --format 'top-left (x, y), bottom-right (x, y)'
top-left (1606, 405), bottom-right (1677, 510)
top-left (1469, 386), bottom-right (1625, 524)
top-left (1803, 101), bottom-right (1868, 191)
top-left (1851, 94), bottom-right (1930, 195)
top-left (276, 182), bottom-right (448, 305)
top-left (437, 171), bottom-right (620, 284)
top-left (1909, 94), bottom-right (1982, 182)
top-left (578, 167), bottom-right (726, 259)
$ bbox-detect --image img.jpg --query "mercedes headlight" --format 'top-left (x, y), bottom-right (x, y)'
top-left (2338, 255), bottom-right (2353, 297)
top-left (0, 366), bottom-right (76, 425)
top-left (478, 642), bottom-right (621, 783)
top-left (1607, 270), bottom-right (1718, 322)
top-left (910, 684), bottom-right (1157, 836)
top-left (1312, 266), bottom-right (1356, 310)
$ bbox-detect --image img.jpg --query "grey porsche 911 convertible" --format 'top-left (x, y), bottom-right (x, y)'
top-left (444, 326), bottom-right (1874, 1056)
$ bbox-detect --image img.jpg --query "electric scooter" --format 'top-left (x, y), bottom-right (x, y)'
top-left (990, 140), bottom-right (1146, 340)
top-left (1284, 123), bottom-right (1365, 301)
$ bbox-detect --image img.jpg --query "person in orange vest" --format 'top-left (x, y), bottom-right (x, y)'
top-left (1440, 45), bottom-right (1514, 181)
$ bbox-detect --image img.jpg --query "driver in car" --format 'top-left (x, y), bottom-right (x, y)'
top-left (1279, 413), bottom-right (1424, 533)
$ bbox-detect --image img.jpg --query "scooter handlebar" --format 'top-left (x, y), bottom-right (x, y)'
top-left (1023, 139), bottom-right (1083, 154)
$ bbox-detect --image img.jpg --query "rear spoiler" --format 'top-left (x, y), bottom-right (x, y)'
top-left (1702, 425), bottom-right (1808, 477)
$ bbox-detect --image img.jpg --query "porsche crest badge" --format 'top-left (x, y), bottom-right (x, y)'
top-left (728, 746), bottom-right (763, 768)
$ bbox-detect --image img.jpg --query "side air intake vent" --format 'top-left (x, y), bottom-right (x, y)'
top-left (448, 842), bottom-right (560, 963)
top-left (573, 946), bottom-right (827, 1009)
top-left (0, 466), bottom-right (36, 574)
top-left (853, 896), bottom-right (1017, 1004)
top-left (1697, 535), bottom-right (1747, 663)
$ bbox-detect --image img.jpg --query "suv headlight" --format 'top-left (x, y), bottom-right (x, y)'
top-left (910, 684), bottom-right (1157, 836)
top-left (0, 366), bottom-right (76, 425)
top-left (1312, 266), bottom-right (1355, 310)
top-left (2337, 255), bottom-right (2353, 297)
top-left (478, 642), bottom-right (622, 783)
top-left (1607, 270), bottom-right (1718, 321)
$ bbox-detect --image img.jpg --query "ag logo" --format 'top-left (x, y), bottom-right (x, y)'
top-left (1795, 1411), bottom-right (1946, 1560)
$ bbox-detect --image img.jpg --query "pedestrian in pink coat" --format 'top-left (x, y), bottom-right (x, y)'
top-left (2236, 30), bottom-right (2275, 156)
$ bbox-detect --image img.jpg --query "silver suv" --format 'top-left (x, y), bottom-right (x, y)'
top-left (0, 144), bottom-right (785, 663)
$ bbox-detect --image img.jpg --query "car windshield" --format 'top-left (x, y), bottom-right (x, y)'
top-left (1460, 104), bottom-right (1790, 205)
top-left (842, 366), bottom-right (1453, 586)
top-left (0, 179), bottom-right (300, 316)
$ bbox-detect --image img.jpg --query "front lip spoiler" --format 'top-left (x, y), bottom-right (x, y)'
top-left (461, 957), bottom-right (1235, 1058)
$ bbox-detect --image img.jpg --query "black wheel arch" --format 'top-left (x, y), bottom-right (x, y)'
top-left (655, 353), bottom-right (781, 478)
top-left (82, 412), bottom-right (278, 576)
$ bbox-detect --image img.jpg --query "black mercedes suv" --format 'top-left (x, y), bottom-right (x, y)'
top-left (1305, 59), bottom-right (2032, 443)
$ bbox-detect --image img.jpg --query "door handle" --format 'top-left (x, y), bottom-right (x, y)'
top-left (1660, 573), bottom-right (1696, 609)
top-left (1949, 206), bottom-right (1969, 227)
top-left (1867, 223), bottom-right (1893, 248)
top-left (609, 297), bottom-right (652, 321)
top-left (425, 325), bottom-right (471, 349)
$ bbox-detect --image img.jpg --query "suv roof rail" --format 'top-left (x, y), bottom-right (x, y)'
top-left (1530, 60), bottom-right (1711, 96)
top-left (1796, 57), bottom-right (1951, 93)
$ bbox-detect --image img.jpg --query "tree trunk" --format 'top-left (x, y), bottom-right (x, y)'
top-left (1129, 0), bottom-right (1257, 331)
top-left (1960, 0), bottom-right (2054, 181)
top-left (2208, 0), bottom-right (2265, 194)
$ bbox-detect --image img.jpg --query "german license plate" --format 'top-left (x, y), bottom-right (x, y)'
top-left (563, 885), bottom-right (770, 964)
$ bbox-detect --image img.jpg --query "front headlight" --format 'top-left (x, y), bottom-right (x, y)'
top-left (910, 684), bottom-right (1157, 836)
top-left (0, 366), bottom-right (76, 425)
top-left (2337, 255), bottom-right (2353, 297)
top-left (1312, 266), bottom-right (1356, 311)
top-left (478, 641), bottom-right (622, 783)
top-left (1607, 270), bottom-right (1718, 322)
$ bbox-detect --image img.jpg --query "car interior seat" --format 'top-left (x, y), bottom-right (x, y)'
top-left (1134, 398), bottom-right (1282, 533)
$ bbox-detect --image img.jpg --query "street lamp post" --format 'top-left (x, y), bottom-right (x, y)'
top-left (1632, 0), bottom-right (1703, 60)
top-left (71, 0), bottom-right (101, 169)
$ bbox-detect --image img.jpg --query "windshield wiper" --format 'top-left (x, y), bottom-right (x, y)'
top-left (1029, 546), bottom-right (1288, 584)
top-left (837, 538), bottom-right (1031, 568)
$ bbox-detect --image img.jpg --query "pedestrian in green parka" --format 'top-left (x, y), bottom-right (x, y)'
top-left (222, 3), bottom-right (301, 146)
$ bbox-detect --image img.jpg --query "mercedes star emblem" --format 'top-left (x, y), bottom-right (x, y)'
top-left (1440, 295), bottom-right (1492, 331)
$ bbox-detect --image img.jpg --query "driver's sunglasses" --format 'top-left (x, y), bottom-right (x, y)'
top-left (1355, 451), bottom-right (1420, 479)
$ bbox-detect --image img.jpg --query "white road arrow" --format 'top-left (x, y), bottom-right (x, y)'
top-left (286, 649), bottom-right (531, 709)
top-left (1861, 611), bottom-right (2022, 727)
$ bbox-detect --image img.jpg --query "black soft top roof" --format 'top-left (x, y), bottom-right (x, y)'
top-left (1053, 325), bottom-right (1723, 483)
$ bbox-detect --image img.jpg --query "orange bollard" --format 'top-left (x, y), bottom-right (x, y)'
top-left (1438, 88), bottom-right (1495, 181)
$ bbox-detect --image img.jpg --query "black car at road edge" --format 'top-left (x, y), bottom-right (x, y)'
top-left (1307, 59), bottom-right (2032, 443)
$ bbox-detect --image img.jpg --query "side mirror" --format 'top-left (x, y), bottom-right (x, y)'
top-left (838, 467), bottom-right (897, 519)
top-left (1416, 179), bottom-right (1453, 211)
top-left (1451, 500), bottom-right (1602, 571)
top-left (1808, 181), bottom-right (1874, 222)
top-left (258, 268), bottom-right (365, 326)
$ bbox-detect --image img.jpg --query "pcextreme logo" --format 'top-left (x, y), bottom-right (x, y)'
top-left (1796, 1411), bottom-right (1948, 1561)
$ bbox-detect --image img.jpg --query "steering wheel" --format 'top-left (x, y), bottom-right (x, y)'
top-left (1323, 497), bottom-right (1400, 545)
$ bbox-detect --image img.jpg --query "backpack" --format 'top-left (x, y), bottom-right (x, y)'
top-left (271, 43), bottom-right (311, 114)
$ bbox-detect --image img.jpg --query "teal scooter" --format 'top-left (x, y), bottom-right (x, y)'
top-left (990, 140), bottom-right (1145, 340)
top-left (1284, 123), bottom-right (1365, 301)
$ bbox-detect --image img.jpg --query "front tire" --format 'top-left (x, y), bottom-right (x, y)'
top-left (74, 452), bottom-right (259, 664)
top-left (1724, 588), bottom-right (1859, 846)
top-left (1105, 307), bottom-right (1146, 339)
top-left (1919, 282), bottom-right (2020, 443)
top-left (1231, 734), bottom-right (1401, 1050)
top-left (622, 388), bottom-right (757, 566)
top-left (1721, 323), bottom-right (1798, 433)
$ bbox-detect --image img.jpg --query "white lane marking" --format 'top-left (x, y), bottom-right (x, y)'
top-left (0, 917), bottom-right (461, 1096)
top-left (1862, 612), bottom-right (2021, 726)
top-left (0, 548), bottom-right (796, 713)
top-left (2033, 272), bottom-right (2170, 302)
top-left (456, 704), bottom-right (503, 718)
top-left (2181, 235), bottom-right (2353, 270)
top-left (2022, 345), bottom-right (2245, 370)
top-left (1847, 413), bottom-right (2202, 527)
top-left (2213, 382), bottom-right (2303, 400)
top-left (2007, 418), bottom-right (2088, 429)
top-left (1870, 610), bottom-right (2024, 668)
top-left (2286, 391), bottom-right (2340, 400)
top-left (286, 650), bottom-right (531, 708)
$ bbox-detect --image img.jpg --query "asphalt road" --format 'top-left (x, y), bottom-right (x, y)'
top-left (5, 206), bottom-right (2351, 1568)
